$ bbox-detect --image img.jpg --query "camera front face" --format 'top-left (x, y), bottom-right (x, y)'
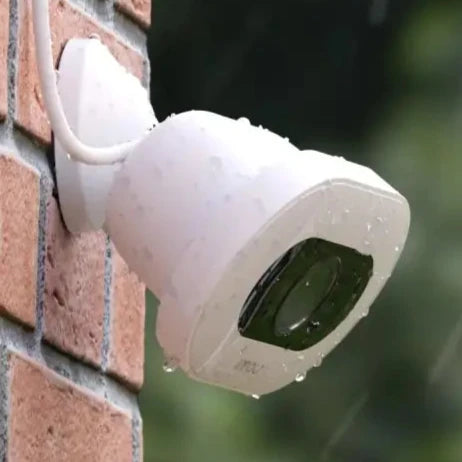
top-left (238, 238), bottom-right (373, 352)
top-left (181, 176), bottom-right (410, 397)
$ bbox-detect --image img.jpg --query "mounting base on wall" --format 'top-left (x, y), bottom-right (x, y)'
top-left (55, 38), bottom-right (156, 233)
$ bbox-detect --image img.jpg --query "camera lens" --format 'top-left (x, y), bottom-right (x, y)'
top-left (238, 239), bottom-right (373, 351)
top-left (273, 256), bottom-right (340, 337)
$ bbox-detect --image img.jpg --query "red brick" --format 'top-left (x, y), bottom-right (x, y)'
top-left (17, 0), bottom-right (145, 144)
top-left (8, 352), bottom-right (133, 462)
top-left (116, 0), bottom-right (152, 29)
top-left (43, 196), bottom-right (105, 367)
top-left (0, 153), bottom-right (39, 327)
top-left (108, 244), bottom-right (145, 390)
top-left (0, 0), bottom-right (8, 119)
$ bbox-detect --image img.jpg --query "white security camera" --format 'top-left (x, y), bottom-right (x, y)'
top-left (105, 111), bottom-right (410, 396)
top-left (33, 16), bottom-right (410, 396)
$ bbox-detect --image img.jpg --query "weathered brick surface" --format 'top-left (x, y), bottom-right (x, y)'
top-left (17, 0), bottom-right (145, 144)
top-left (0, 0), bottom-right (8, 120)
top-left (0, 153), bottom-right (39, 327)
top-left (8, 352), bottom-right (133, 462)
top-left (43, 196), bottom-right (106, 367)
top-left (116, 0), bottom-right (152, 29)
top-left (108, 244), bottom-right (145, 390)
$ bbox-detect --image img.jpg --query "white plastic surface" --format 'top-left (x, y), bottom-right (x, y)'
top-left (55, 38), bottom-right (156, 232)
top-left (104, 111), bottom-right (410, 396)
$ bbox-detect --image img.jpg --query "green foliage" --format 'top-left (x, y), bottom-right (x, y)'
top-left (140, 1), bottom-right (462, 460)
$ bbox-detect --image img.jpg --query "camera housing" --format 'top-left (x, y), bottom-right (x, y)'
top-left (56, 39), bottom-right (410, 397)
top-left (105, 112), bottom-right (410, 396)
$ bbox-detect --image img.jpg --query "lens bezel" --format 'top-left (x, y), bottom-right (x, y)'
top-left (238, 238), bottom-right (373, 351)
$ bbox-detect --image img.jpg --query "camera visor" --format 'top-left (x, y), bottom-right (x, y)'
top-left (238, 238), bottom-right (373, 351)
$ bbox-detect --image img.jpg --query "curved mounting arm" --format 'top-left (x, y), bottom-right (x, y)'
top-left (32, 0), bottom-right (152, 165)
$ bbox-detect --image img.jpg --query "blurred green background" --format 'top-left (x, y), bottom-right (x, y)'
top-left (140, 0), bottom-right (462, 460)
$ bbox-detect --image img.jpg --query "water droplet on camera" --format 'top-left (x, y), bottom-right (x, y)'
top-left (313, 355), bottom-right (323, 367)
top-left (162, 357), bottom-right (178, 373)
top-left (209, 156), bottom-right (222, 171)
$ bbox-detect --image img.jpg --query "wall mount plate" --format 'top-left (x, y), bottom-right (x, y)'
top-left (55, 38), bottom-right (157, 233)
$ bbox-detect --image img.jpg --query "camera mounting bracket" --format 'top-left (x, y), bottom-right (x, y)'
top-left (55, 38), bottom-right (156, 233)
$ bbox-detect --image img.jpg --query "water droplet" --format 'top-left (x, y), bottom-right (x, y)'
top-left (361, 308), bottom-right (370, 318)
top-left (162, 357), bottom-right (178, 373)
top-left (66, 154), bottom-right (71, 161)
top-left (209, 156), bottom-right (222, 171)
top-left (306, 320), bottom-right (320, 333)
top-left (344, 208), bottom-right (350, 214)
top-left (364, 240), bottom-right (371, 247)
top-left (295, 372), bottom-right (306, 383)
top-left (305, 281), bottom-right (310, 287)
top-left (376, 216), bottom-right (384, 223)
top-left (394, 245), bottom-right (400, 252)
top-left (238, 117), bottom-right (250, 125)
top-left (284, 137), bottom-right (290, 142)
top-left (313, 355), bottom-right (323, 367)
top-left (366, 222), bottom-right (372, 232)
top-left (251, 394), bottom-right (260, 400)
top-left (297, 353), bottom-right (305, 360)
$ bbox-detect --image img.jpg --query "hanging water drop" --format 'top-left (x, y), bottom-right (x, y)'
top-left (313, 355), bottom-right (323, 367)
top-left (162, 357), bottom-right (178, 373)
top-left (238, 117), bottom-right (250, 125)
top-left (295, 372), bottom-right (306, 383)
top-left (251, 394), bottom-right (260, 400)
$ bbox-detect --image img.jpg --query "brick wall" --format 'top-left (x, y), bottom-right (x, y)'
top-left (0, 0), bottom-right (151, 460)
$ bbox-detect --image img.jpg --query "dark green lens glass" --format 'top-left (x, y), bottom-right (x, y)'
top-left (238, 239), bottom-right (373, 351)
